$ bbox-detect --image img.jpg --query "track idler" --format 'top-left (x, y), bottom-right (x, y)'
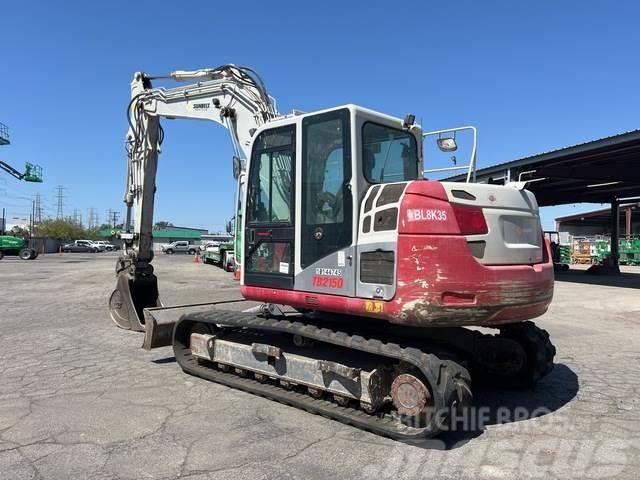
top-left (109, 259), bottom-right (161, 331)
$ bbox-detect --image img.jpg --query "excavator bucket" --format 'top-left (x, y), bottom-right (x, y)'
top-left (109, 267), bottom-right (161, 331)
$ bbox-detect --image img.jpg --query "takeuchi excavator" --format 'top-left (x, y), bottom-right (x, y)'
top-left (109, 65), bottom-right (555, 440)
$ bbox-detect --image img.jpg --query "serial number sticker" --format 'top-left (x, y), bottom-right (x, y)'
top-left (312, 275), bottom-right (344, 289)
top-left (364, 301), bottom-right (384, 313)
top-left (407, 209), bottom-right (448, 222)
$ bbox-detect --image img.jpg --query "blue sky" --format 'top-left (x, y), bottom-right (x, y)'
top-left (1, 1), bottom-right (638, 231)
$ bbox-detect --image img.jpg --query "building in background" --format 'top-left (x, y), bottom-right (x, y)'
top-left (99, 225), bottom-right (208, 251)
top-left (555, 203), bottom-right (639, 237)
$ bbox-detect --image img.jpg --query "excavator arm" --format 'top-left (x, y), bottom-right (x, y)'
top-left (110, 65), bottom-right (279, 331)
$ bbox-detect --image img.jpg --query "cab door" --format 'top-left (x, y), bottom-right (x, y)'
top-left (296, 108), bottom-right (355, 295)
top-left (244, 125), bottom-right (296, 290)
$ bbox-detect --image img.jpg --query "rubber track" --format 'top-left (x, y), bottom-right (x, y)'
top-left (498, 321), bottom-right (556, 387)
top-left (173, 310), bottom-right (472, 441)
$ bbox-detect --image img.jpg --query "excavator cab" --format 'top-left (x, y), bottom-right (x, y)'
top-left (242, 106), bottom-right (422, 294)
top-left (240, 105), bottom-right (553, 328)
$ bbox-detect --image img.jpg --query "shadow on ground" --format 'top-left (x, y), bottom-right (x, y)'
top-left (152, 356), bottom-right (177, 364)
top-left (415, 363), bottom-right (579, 450)
top-left (555, 268), bottom-right (640, 289)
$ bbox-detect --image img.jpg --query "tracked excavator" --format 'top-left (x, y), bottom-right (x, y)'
top-left (110, 65), bottom-right (555, 440)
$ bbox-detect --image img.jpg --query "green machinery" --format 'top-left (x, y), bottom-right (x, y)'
top-left (201, 175), bottom-right (245, 274)
top-left (589, 237), bottom-right (640, 265)
top-left (0, 161), bottom-right (43, 182)
top-left (0, 235), bottom-right (38, 260)
top-left (200, 240), bottom-right (235, 271)
top-left (577, 236), bottom-right (640, 265)
top-left (0, 122), bottom-right (43, 182)
top-left (559, 244), bottom-right (571, 264)
top-left (618, 237), bottom-right (640, 265)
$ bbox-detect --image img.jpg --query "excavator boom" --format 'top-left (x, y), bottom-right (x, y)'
top-left (110, 65), bottom-right (278, 330)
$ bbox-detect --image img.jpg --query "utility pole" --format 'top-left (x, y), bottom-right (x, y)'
top-left (35, 193), bottom-right (43, 224)
top-left (88, 207), bottom-right (98, 229)
top-left (55, 185), bottom-right (65, 219)
top-left (106, 209), bottom-right (120, 228)
top-left (72, 208), bottom-right (82, 226)
top-left (30, 200), bottom-right (35, 247)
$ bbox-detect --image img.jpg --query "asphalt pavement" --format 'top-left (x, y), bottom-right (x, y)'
top-left (0, 252), bottom-right (638, 479)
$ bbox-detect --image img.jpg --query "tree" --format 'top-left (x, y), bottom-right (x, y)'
top-left (154, 221), bottom-right (174, 230)
top-left (33, 219), bottom-right (86, 240)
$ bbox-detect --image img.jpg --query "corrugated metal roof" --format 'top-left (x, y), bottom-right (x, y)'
top-left (445, 129), bottom-right (640, 181)
top-left (555, 202), bottom-right (640, 222)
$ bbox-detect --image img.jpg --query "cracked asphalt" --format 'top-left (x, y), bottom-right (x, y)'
top-left (1, 253), bottom-right (639, 479)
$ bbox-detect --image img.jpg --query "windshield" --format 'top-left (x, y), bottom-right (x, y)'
top-left (362, 122), bottom-right (418, 184)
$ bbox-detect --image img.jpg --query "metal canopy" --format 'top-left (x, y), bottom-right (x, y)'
top-left (444, 130), bottom-right (640, 207)
top-left (555, 203), bottom-right (640, 228)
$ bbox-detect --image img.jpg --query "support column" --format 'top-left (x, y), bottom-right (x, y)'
top-left (625, 207), bottom-right (632, 239)
top-left (610, 200), bottom-right (620, 271)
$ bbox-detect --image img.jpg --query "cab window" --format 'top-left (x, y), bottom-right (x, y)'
top-left (362, 122), bottom-right (418, 184)
top-left (247, 127), bottom-right (294, 225)
top-left (301, 109), bottom-right (352, 268)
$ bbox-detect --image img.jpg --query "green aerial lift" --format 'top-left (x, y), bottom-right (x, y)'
top-left (0, 121), bottom-right (42, 260)
top-left (0, 161), bottom-right (43, 182)
top-left (0, 122), bottom-right (43, 182)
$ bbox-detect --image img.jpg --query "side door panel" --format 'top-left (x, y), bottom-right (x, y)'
top-left (244, 126), bottom-right (296, 290)
top-left (295, 108), bottom-right (355, 296)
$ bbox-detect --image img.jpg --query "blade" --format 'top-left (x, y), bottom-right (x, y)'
top-left (142, 311), bottom-right (176, 350)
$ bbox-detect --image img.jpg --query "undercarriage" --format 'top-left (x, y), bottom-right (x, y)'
top-left (144, 306), bottom-right (555, 440)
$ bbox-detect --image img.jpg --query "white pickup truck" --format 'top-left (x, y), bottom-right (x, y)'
top-left (161, 241), bottom-right (198, 255)
top-left (94, 241), bottom-right (119, 252)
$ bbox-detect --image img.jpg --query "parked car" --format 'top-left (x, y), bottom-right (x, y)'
top-left (63, 240), bottom-right (99, 253)
top-left (78, 239), bottom-right (104, 251)
top-left (161, 241), bottom-right (198, 255)
top-left (94, 241), bottom-right (119, 252)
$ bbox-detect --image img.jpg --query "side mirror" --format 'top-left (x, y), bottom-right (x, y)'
top-left (437, 137), bottom-right (458, 152)
top-left (232, 156), bottom-right (245, 180)
top-left (226, 217), bottom-right (235, 236)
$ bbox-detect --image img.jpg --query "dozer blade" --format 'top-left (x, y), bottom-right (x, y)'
top-left (142, 300), bottom-right (249, 350)
top-left (109, 267), bottom-right (161, 332)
